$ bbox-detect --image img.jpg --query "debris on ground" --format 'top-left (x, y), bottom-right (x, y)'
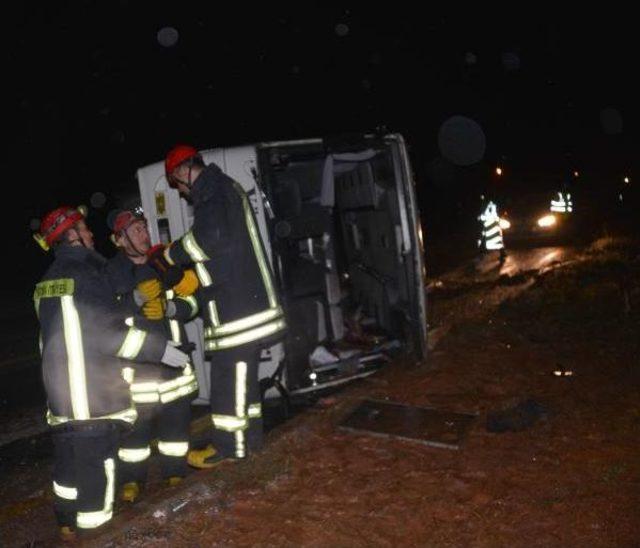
top-left (486, 398), bottom-right (548, 433)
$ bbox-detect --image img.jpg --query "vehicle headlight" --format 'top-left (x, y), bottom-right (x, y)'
top-left (499, 218), bottom-right (511, 230)
top-left (537, 214), bottom-right (557, 228)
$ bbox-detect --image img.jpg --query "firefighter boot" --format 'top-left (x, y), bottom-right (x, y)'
top-left (59, 526), bottom-right (77, 543)
top-left (187, 445), bottom-right (225, 469)
top-left (120, 481), bottom-right (141, 503)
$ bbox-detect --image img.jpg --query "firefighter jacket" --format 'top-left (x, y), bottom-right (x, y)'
top-left (165, 163), bottom-right (286, 352)
top-left (34, 245), bottom-right (167, 426)
top-left (105, 252), bottom-right (199, 405)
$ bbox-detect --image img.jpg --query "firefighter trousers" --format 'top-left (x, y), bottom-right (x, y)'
top-left (117, 396), bottom-right (191, 484)
top-left (208, 345), bottom-right (264, 459)
top-left (51, 421), bottom-right (120, 530)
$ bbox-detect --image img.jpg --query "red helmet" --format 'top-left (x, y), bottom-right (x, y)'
top-left (110, 209), bottom-right (145, 234)
top-left (36, 206), bottom-right (84, 250)
top-left (165, 144), bottom-right (199, 187)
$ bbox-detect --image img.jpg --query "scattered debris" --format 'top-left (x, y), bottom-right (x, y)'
top-left (172, 500), bottom-right (189, 513)
top-left (309, 345), bottom-right (339, 366)
top-left (340, 399), bottom-right (476, 449)
top-left (486, 398), bottom-right (548, 433)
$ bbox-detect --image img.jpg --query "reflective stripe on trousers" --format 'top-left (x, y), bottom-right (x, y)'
top-left (158, 441), bottom-right (189, 457)
top-left (76, 458), bottom-right (115, 529)
top-left (53, 481), bottom-right (78, 500)
top-left (118, 447), bottom-right (151, 463)
top-left (211, 361), bottom-right (248, 459)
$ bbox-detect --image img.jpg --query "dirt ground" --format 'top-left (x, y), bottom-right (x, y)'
top-left (1, 239), bottom-right (639, 547)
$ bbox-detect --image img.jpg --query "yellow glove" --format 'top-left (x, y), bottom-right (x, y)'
top-left (136, 278), bottom-right (162, 302)
top-left (173, 269), bottom-right (199, 297)
top-left (142, 297), bottom-right (165, 320)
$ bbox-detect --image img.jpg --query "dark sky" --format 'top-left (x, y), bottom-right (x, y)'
top-left (8, 3), bottom-right (638, 290)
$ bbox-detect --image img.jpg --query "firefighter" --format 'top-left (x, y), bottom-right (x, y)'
top-left (146, 144), bottom-right (287, 463)
top-left (33, 206), bottom-right (190, 540)
top-left (106, 208), bottom-right (212, 503)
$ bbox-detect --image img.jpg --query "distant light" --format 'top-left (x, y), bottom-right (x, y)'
top-left (537, 214), bottom-right (557, 228)
top-left (309, 372), bottom-right (318, 380)
top-left (157, 27), bottom-right (179, 48)
top-left (335, 23), bottom-right (349, 37)
top-left (573, 171), bottom-right (579, 178)
top-left (499, 218), bottom-right (511, 230)
top-left (624, 176), bottom-right (630, 184)
top-left (496, 166), bottom-right (503, 176)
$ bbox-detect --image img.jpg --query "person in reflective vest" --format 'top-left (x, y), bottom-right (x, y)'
top-left (106, 208), bottom-right (207, 504)
top-left (33, 206), bottom-right (189, 540)
top-left (147, 144), bottom-right (287, 464)
top-left (477, 197), bottom-right (506, 263)
top-left (550, 191), bottom-right (573, 213)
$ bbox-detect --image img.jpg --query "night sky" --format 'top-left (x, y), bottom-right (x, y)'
top-left (8, 3), bottom-right (638, 293)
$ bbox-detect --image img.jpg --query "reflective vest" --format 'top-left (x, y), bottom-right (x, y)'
top-left (478, 201), bottom-right (504, 251)
top-left (550, 192), bottom-right (573, 213)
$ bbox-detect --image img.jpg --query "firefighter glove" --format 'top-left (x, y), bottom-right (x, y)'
top-left (135, 278), bottom-right (162, 303)
top-left (142, 297), bottom-right (165, 320)
top-left (173, 269), bottom-right (199, 296)
top-left (161, 341), bottom-right (189, 368)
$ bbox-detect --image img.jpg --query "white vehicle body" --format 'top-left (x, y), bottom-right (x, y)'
top-left (137, 133), bottom-right (427, 402)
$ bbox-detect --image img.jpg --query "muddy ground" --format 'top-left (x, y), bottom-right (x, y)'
top-left (1, 239), bottom-right (639, 546)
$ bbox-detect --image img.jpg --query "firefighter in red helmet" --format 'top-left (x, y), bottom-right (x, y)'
top-left (33, 205), bottom-right (189, 540)
top-left (106, 208), bottom-right (214, 504)
top-left (146, 144), bottom-right (286, 465)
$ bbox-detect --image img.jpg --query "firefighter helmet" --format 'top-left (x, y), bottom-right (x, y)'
top-left (108, 209), bottom-right (145, 235)
top-left (35, 206), bottom-right (85, 251)
top-left (165, 144), bottom-right (199, 188)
